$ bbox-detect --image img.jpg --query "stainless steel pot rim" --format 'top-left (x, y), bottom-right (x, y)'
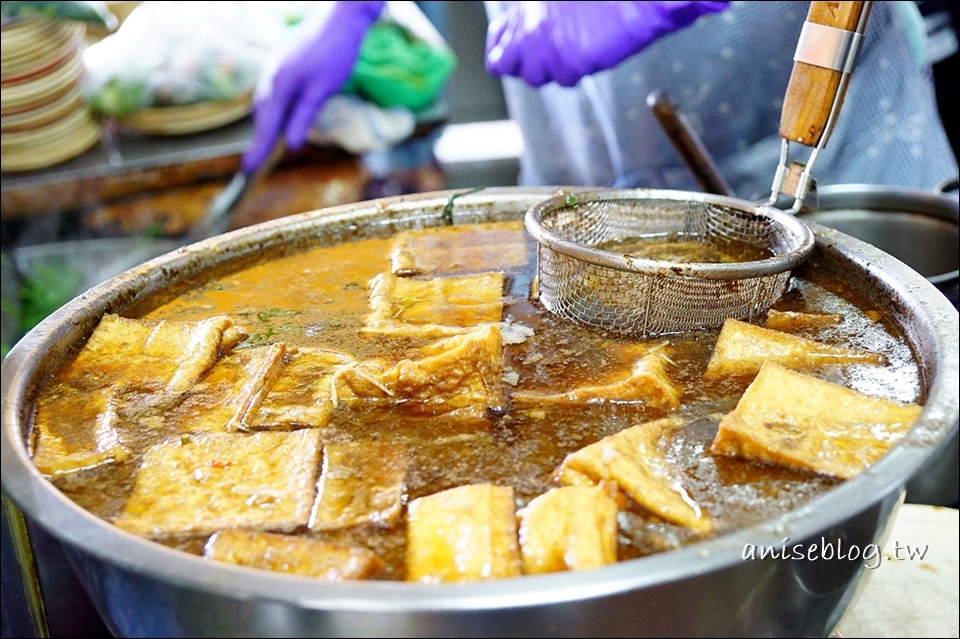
top-left (1, 187), bottom-right (957, 612)
top-left (928, 270), bottom-right (960, 286)
top-left (813, 183), bottom-right (959, 285)
top-left (816, 183), bottom-right (959, 222)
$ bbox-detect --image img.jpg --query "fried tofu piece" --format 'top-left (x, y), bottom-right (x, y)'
top-left (79, 313), bottom-right (245, 393)
top-left (31, 314), bottom-right (245, 476)
top-left (30, 395), bottom-right (130, 477)
top-left (310, 442), bottom-right (407, 531)
top-left (703, 318), bottom-right (886, 379)
top-left (555, 416), bottom-right (713, 533)
top-left (360, 271), bottom-right (505, 339)
top-left (165, 344), bottom-right (288, 434)
top-left (390, 221), bottom-right (528, 277)
top-left (337, 324), bottom-right (506, 422)
top-left (245, 327), bottom-right (505, 428)
top-left (710, 362), bottom-right (923, 480)
top-left (114, 430), bottom-right (321, 538)
top-left (511, 351), bottom-right (680, 409)
top-left (518, 484), bottom-right (620, 575)
top-left (764, 310), bottom-right (843, 332)
top-left (244, 347), bottom-right (355, 430)
top-left (406, 484), bottom-right (521, 582)
top-left (204, 529), bottom-right (386, 580)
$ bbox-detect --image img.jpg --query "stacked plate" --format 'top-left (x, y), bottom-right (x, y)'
top-left (2, 18), bottom-right (102, 172)
top-left (119, 89), bottom-right (253, 136)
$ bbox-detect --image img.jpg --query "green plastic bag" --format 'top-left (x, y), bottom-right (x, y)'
top-left (343, 21), bottom-right (456, 113)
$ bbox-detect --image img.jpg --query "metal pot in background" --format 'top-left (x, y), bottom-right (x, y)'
top-left (800, 182), bottom-right (959, 305)
top-left (800, 181), bottom-right (959, 508)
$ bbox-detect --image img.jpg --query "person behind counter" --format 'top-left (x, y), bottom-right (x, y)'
top-left (242, 1), bottom-right (959, 198)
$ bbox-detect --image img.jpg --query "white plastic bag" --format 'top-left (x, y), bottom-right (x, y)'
top-left (82, 1), bottom-right (287, 116)
top-left (307, 95), bottom-right (415, 154)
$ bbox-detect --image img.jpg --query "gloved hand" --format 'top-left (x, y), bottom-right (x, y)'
top-left (241, 1), bottom-right (386, 174)
top-left (485, 1), bottom-right (730, 88)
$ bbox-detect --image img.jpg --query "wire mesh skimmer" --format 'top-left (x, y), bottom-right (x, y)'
top-left (524, 1), bottom-right (872, 337)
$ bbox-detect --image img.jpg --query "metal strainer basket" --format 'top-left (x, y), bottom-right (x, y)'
top-left (525, 189), bottom-right (815, 336)
top-left (525, 0), bottom-right (872, 337)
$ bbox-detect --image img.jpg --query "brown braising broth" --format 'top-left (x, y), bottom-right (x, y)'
top-left (49, 222), bottom-right (923, 581)
top-left (597, 233), bottom-right (774, 263)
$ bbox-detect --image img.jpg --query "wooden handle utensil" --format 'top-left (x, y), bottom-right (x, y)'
top-left (779, 1), bottom-right (873, 147)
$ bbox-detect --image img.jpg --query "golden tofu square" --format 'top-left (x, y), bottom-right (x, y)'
top-left (555, 416), bottom-right (712, 534)
top-left (361, 271), bottom-right (505, 339)
top-left (310, 442), bottom-right (407, 531)
top-left (30, 394), bottom-right (130, 477)
top-left (406, 484), bottom-right (521, 583)
top-left (245, 347), bottom-right (355, 430)
top-left (764, 310), bottom-right (843, 332)
top-left (114, 430), bottom-right (321, 538)
top-left (390, 221), bottom-right (529, 277)
top-left (204, 529), bottom-right (386, 580)
top-left (30, 314), bottom-right (245, 476)
top-left (518, 484), bottom-right (620, 575)
top-left (710, 362), bottom-right (923, 480)
top-left (73, 313), bottom-right (246, 394)
top-left (512, 350), bottom-right (680, 409)
top-left (165, 344), bottom-right (289, 434)
top-left (704, 318), bottom-right (885, 379)
top-left (338, 324), bottom-right (506, 422)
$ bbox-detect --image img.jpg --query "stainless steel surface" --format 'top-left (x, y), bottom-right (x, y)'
top-left (793, 19), bottom-right (864, 73)
top-left (1, 187), bottom-right (958, 638)
top-left (0, 118), bottom-right (251, 220)
top-left (524, 189), bottom-right (815, 336)
top-left (802, 183), bottom-right (959, 287)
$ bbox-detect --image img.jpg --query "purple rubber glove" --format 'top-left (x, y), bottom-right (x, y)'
top-left (241, 1), bottom-right (385, 174)
top-left (485, 1), bottom-right (730, 88)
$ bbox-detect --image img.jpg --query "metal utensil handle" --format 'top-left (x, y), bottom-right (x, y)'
top-left (647, 89), bottom-right (732, 196)
top-left (780, 1), bottom-right (871, 146)
top-left (187, 140), bottom-right (287, 244)
top-left (770, 1), bottom-right (873, 210)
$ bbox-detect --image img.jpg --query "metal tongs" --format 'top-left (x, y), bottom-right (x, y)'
top-left (768, 1), bottom-right (873, 213)
top-left (650, 1), bottom-right (873, 213)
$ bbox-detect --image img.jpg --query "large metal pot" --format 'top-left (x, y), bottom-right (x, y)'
top-left (2, 187), bottom-right (958, 638)
top-left (800, 183), bottom-right (959, 303)
top-left (797, 182), bottom-right (960, 508)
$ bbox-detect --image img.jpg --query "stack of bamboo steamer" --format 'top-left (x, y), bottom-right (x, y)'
top-left (2, 17), bottom-right (102, 172)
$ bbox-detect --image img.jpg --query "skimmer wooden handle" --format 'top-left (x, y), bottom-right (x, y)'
top-left (779, 1), bottom-right (872, 147)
